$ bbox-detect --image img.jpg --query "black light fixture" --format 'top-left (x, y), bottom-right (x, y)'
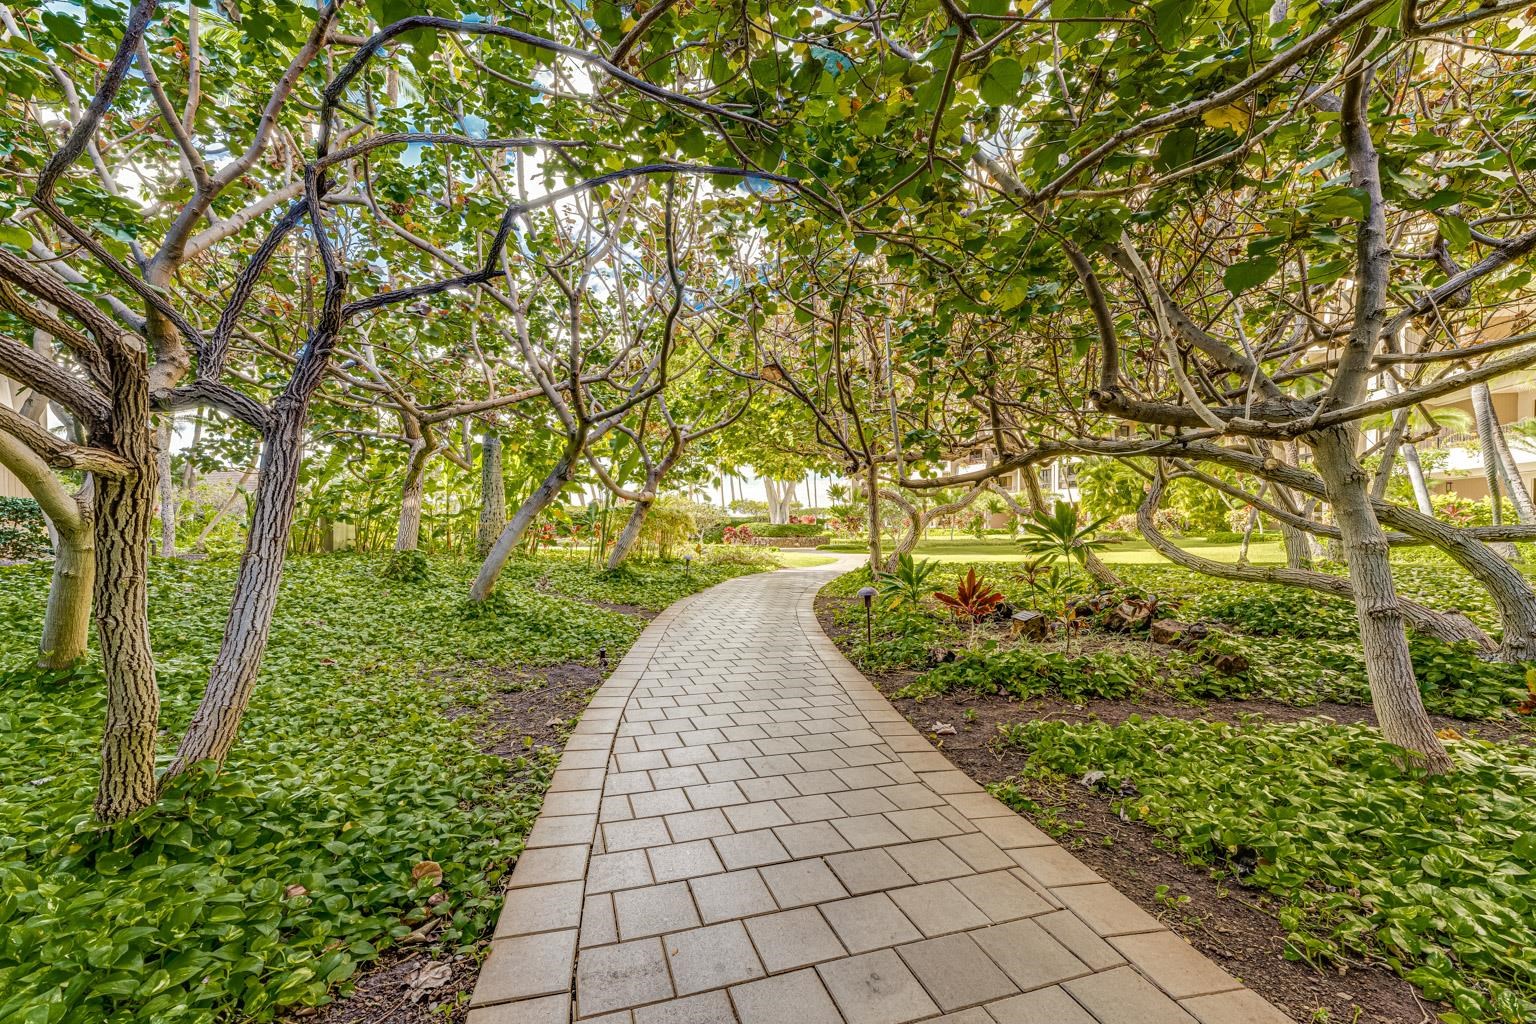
top-left (683, 552), bottom-right (693, 577)
top-left (858, 585), bottom-right (878, 649)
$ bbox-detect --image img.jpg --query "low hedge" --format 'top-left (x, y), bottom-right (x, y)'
top-left (737, 521), bottom-right (826, 538)
top-left (700, 516), bottom-right (759, 543)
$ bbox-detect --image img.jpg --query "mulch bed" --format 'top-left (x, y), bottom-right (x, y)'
top-left (816, 595), bottom-right (1452, 1024)
top-left (288, 662), bottom-right (602, 1024)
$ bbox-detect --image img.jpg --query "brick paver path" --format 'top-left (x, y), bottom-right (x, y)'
top-left (467, 558), bottom-right (1290, 1024)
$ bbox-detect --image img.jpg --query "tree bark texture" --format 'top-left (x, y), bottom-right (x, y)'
top-left (0, 428), bottom-right (95, 667)
top-left (92, 353), bottom-right (160, 821)
top-left (1401, 444), bottom-right (1435, 516)
top-left (471, 440), bottom-right (579, 601)
top-left (607, 498), bottom-right (652, 569)
top-left (164, 405), bottom-right (308, 776)
top-left (865, 463), bottom-right (883, 574)
top-left (1311, 428), bottom-right (1452, 772)
top-left (1139, 472), bottom-right (1491, 649)
top-left (395, 435), bottom-right (430, 552)
top-left (1472, 384), bottom-right (1519, 559)
top-left (40, 521), bottom-right (95, 669)
top-left (1475, 383), bottom-right (1536, 524)
top-left (477, 430), bottom-right (506, 557)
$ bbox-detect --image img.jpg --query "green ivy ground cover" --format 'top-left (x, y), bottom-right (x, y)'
top-left (0, 553), bottom-right (765, 1024)
top-left (993, 718), bottom-right (1536, 1024)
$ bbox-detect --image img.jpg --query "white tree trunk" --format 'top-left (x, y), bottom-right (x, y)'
top-left (1476, 384), bottom-right (1536, 524)
top-left (765, 478), bottom-right (798, 524)
top-left (1401, 444), bottom-right (1435, 516)
top-left (1473, 384), bottom-right (1519, 559)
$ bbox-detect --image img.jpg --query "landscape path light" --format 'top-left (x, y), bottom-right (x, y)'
top-left (858, 585), bottom-right (878, 650)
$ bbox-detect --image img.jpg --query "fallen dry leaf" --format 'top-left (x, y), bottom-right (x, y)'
top-left (407, 961), bottom-right (452, 1001)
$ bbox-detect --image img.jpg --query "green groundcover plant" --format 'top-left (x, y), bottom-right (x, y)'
top-left (993, 718), bottom-right (1536, 1024)
top-left (827, 561), bottom-right (1536, 720)
top-left (0, 552), bottom-right (765, 1023)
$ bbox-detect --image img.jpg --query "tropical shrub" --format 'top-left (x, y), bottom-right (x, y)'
top-left (638, 499), bottom-right (697, 559)
top-left (1019, 502), bottom-right (1111, 585)
top-left (382, 548), bottom-right (430, 582)
top-left (934, 568), bottom-right (1006, 623)
top-left (877, 553), bottom-right (940, 612)
top-left (697, 544), bottom-right (779, 570)
top-left (1433, 494), bottom-right (1519, 528)
top-left (0, 497), bottom-right (50, 561)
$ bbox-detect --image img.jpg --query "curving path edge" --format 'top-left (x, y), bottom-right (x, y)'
top-left (465, 556), bottom-right (1290, 1024)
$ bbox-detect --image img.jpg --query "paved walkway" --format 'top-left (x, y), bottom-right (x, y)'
top-left (467, 558), bottom-right (1290, 1024)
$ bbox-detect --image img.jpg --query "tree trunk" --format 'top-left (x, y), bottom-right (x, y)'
top-left (1401, 444), bottom-right (1435, 516)
top-left (1184, 440), bottom-right (1536, 665)
top-left (1477, 384), bottom-right (1536, 524)
top-left (395, 436), bottom-right (430, 552)
top-left (1370, 501), bottom-right (1536, 663)
top-left (880, 483), bottom-right (989, 570)
top-left (607, 498), bottom-right (652, 568)
top-left (40, 521), bottom-right (95, 669)
top-left (1237, 506), bottom-right (1258, 565)
top-left (1278, 518), bottom-right (1312, 569)
top-left (156, 416), bottom-right (177, 557)
top-left (471, 441), bottom-right (579, 601)
top-left (164, 407), bottom-right (308, 776)
top-left (1139, 472), bottom-right (1492, 649)
top-left (478, 430), bottom-right (506, 557)
top-left (765, 478), bottom-right (798, 524)
top-left (1311, 428), bottom-right (1451, 772)
top-left (1473, 384), bottom-right (1519, 559)
top-left (0, 429), bottom-right (96, 668)
top-left (92, 368), bottom-right (160, 820)
top-left (1370, 409), bottom-right (1408, 501)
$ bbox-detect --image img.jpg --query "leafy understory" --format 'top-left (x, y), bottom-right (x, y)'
top-left (0, 553), bottom-right (765, 1023)
top-left (992, 718), bottom-right (1536, 1024)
